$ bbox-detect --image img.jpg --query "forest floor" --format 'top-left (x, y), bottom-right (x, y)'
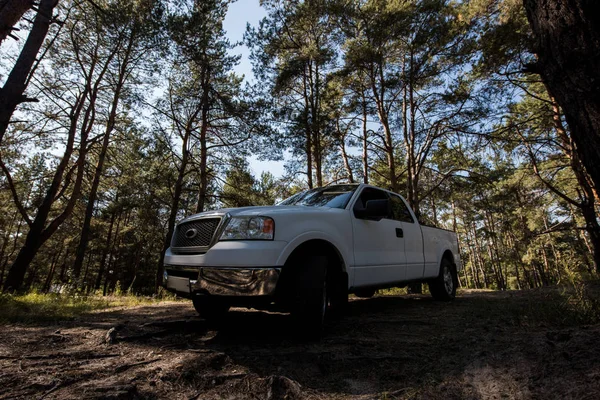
top-left (1, 286), bottom-right (600, 400)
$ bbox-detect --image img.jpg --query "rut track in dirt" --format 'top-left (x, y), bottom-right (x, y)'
top-left (1, 290), bottom-right (599, 399)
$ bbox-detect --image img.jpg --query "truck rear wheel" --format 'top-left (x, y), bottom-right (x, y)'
top-left (192, 297), bottom-right (230, 320)
top-left (428, 258), bottom-right (457, 301)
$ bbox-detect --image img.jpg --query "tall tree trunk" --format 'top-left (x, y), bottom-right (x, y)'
top-left (471, 222), bottom-right (489, 287)
top-left (362, 96), bottom-right (369, 184)
top-left (43, 246), bottom-right (62, 293)
top-left (58, 248), bottom-right (69, 284)
top-left (371, 63), bottom-right (396, 192)
top-left (157, 127), bottom-right (190, 290)
top-left (337, 120), bottom-right (354, 183)
top-left (96, 210), bottom-right (116, 290)
top-left (301, 68), bottom-right (313, 189)
top-left (545, 90), bottom-right (600, 272)
top-left (308, 60), bottom-right (323, 187)
top-left (523, 0), bottom-right (600, 195)
top-left (306, 126), bottom-right (313, 188)
top-left (0, 0), bottom-right (56, 145)
top-left (405, 51), bottom-right (420, 215)
top-left (104, 210), bottom-right (123, 296)
top-left (0, 0), bottom-right (33, 46)
top-left (581, 203), bottom-right (600, 273)
top-left (3, 90), bottom-right (90, 292)
top-left (196, 68), bottom-right (211, 214)
top-left (72, 35), bottom-right (131, 280)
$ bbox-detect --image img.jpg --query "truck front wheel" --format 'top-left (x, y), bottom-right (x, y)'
top-left (292, 255), bottom-right (328, 338)
top-left (428, 258), bottom-right (457, 301)
top-left (192, 297), bottom-right (230, 320)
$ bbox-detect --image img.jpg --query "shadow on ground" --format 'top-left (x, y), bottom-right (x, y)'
top-left (1, 291), bottom-right (599, 399)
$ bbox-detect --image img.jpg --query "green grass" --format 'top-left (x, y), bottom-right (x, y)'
top-left (377, 286), bottom-right (409, 296)
top-left (0, 290), bottom-right (177, 324)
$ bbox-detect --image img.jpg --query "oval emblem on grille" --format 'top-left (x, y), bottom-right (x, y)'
top-left (185, 228), bottom-right (198, 239)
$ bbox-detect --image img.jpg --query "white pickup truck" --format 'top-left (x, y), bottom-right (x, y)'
top-left (163, 184), bottom-right (461, 334)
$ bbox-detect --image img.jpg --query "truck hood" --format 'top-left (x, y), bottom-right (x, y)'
top-left (179, 205), bottom-right (344, 223)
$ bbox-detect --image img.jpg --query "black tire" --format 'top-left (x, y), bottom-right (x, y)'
top-left (428, 258), bottom-right (457, 301)
top-left (292, 255), bottom-right (329, 339)
top-left (192, 297), bottom-right (230, 320)
top-left (327, 271), bottom-right (348, 317)
top-left (354, 288), bottom-right (376, 298)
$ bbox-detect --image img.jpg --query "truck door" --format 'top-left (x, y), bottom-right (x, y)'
top-left (389, 193), bottom-right (425, 280)
top-left (351, 187), bottom-right (407, 287)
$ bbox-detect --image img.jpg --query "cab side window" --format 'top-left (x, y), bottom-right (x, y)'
top-left (389, 194), bottom-right (414, 223)
top-left (353, 187), bottom-right (391, 218)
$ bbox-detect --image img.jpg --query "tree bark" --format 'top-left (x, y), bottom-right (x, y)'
top-left (95, 209), bottom-right (116, 290)
top-left (300, 67), bottom-right (313, 188)
top-left (72, 33), bottom-right (131, 280)
top-left (523, 0), bottom-right (600, 196)
top-left (43, 246), bottom-right (62, 293)
top-left (362, 95), bottom-right (369, 184)
top-left (3, 83), bottom-right (91, 292)
top-left (157, 122), bottom-right (191, 290)
top-left (0, 0), bottom-right (33, 46)
top-left (0, 0), bottom-right (56, 145)
top-left (196, 64), bottom-right (211, 214)
top-left (370, 62), bottom-right (396, 193)
top-left (337, 120), bottom-right (354, 183)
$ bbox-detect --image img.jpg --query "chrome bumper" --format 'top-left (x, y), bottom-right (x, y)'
top-left (164, 266), bottom-right (281, 297)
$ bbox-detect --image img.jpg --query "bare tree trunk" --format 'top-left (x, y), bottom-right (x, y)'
top-left (104, 210), bottom-right (123, 296)
top-left (371, 64), bottom-right (396, 192)
top-left (0, 247), bottom-right (7, 288)
top-left (507, 232), bottom-right (522, 290)
top-left (471, 223), bottom-right (489, 287)
top-left (337, 120), bottom-right (354, 183)
top-left (524, 0), bottom-right (600, 195)
top-left (0, 0), bottom-right (56, 145)
top-left (24, 263), bottom-right (39, 291)
top-left (72, 34), bottom-right (131, 281)
top-left (157, 124), bottom-right (191, 290)
top-left (43, 246), bottom-right (62, 293)
top-left (362, 95), bottom-right (369, 184)
top-left (469, 248), bottom-right (479, 289)
top-left (487, 212), bottom-right (506, 289)
top-left (196, 64), bottom-right (211, 214)
top-left (308, 60), bottom-right (323, 187)
top-left (302, 69), bottom-right (313, 188)
top-left (463, 224), bottom-right (480, 288)
top-left (96, 210), bottom-right (116, 290)
top-left (2, 66), bottom-right (96, 292)
top-left (0, 0), bottom-right (33, 46)
top-left (82, 251), bottom-right (93, 289)
top-left (581, 203), bottom-right (600, 273)
top-left (58, 248), bottom-right (69, 284)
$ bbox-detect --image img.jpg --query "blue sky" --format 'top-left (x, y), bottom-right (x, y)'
top-left (223, 1), bottom-right (288, 178)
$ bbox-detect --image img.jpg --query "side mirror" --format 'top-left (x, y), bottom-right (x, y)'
top-left (354, 199), bottom-right (390, 221)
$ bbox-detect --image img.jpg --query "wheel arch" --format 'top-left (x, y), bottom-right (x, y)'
top-left (277, 232), bottom-right (351, 273)
top-left (274, 236), bottom-right (349, 301)
top-left (283, 238), bottom-right (347, 274)
top-left (442, 249), bottom-right (455, 265)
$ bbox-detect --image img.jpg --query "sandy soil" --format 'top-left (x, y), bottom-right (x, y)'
top-left (1, 290), bottom-right (599, 399)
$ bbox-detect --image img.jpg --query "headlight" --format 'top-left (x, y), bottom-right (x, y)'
top-left (219, 216), bottom-right (275, 241)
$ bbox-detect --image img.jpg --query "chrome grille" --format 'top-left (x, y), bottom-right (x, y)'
top-left (172, 218), bottom-right (220, 248)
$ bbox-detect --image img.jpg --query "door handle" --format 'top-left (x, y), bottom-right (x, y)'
top-left (396, 228), bottom-right (404, 238)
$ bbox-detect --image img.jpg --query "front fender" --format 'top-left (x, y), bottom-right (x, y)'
top-left (276, 231), bottom-right (354, 276)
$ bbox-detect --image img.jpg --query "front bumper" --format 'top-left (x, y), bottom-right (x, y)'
top-left (164, 266), bottom-right (281, 297)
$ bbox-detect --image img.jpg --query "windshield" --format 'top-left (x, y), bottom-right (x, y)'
top-left (277, 185), bottom-right (358, 209)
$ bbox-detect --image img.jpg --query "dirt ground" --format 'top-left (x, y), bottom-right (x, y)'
top-left (1, 290), bottom-right (599, 400)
